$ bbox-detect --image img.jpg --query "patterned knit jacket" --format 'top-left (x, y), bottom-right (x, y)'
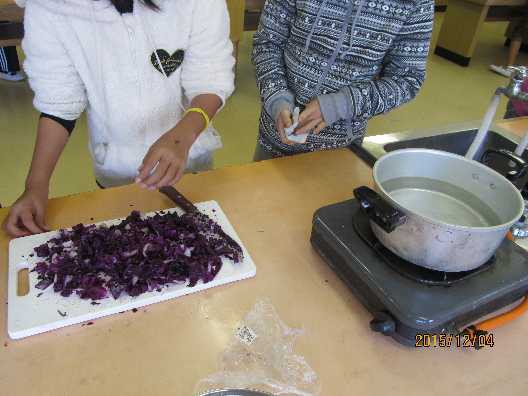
top-left (252, 0), bottom-right (434, 156)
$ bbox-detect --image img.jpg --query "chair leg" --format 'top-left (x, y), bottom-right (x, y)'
top-left (233, 40), bottom-right (239, 76)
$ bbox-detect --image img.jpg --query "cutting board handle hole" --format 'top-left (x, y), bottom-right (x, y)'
top-left (17, 268), bottom-right (29, 296)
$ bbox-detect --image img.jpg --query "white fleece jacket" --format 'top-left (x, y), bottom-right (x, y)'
top-left (17, 0), bottom-right (235, 187)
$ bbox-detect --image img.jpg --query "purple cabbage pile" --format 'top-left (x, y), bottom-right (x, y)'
top-left (31, 210), bottom-right (243, 301)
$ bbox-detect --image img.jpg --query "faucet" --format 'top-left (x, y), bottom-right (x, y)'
top-left (502, 66), bottom-right (528, 102)
top-left (502, 66), bottom-right (528, 240)
top-left (467, 65), bottom-right (528, 160)
top-left (503, 66), bottom-right (528, 160)
top-left (466, 66), bottom-right (528, 239)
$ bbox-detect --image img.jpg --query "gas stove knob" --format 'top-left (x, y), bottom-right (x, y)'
top-left (370, 312), bottom-right (396, 335)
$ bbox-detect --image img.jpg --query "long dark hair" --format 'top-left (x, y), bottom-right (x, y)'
top-left (108, 0), bottom-right (159, 11)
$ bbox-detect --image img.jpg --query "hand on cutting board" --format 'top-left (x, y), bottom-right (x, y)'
top-left (3, 186), bottom-right (50, 238)
top-left (296, 99), bottom-right (326, 135)
top-left (136, 126), bottom-right (193, 190)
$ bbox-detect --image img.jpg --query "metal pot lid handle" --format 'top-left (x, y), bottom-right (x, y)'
top-left (353, 186), bottom-right (407, 233)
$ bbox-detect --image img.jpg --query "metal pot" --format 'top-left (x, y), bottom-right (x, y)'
top-left (354, 149), bottom-right (525, 272)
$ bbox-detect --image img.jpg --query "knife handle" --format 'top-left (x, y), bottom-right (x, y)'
top-left (159, 186), bottom-right (197, 213)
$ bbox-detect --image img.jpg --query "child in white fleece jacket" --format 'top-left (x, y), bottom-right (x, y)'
top-left (4, 0), bottom-right (234, 237)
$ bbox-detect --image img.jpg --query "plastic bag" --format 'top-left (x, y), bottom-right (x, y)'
top-left (184, 125), bottom-right (222, 172)
top-left (195, 299), bottom-right (321, 396)
top-left (188, 126), bottom-right (222, 162)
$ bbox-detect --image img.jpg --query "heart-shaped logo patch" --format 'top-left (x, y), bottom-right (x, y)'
top-left (151, 49), bottom-right (185, 77)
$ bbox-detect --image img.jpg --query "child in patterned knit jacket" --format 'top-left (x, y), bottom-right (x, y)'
top-left (252, 0), bottom-right (434, 159)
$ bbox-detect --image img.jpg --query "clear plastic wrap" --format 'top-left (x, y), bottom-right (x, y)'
top-left (187, 126), bottom-right (223, 169)
top-left (195, 299), bottom-right (321, 396)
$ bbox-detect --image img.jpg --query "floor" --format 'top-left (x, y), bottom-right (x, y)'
top-left (0, 13), bottom-right (527, 206)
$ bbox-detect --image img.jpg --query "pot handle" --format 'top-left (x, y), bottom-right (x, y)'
top-left (481, 149), bottom-right (528, 182)
top-left (353, 186), bottom-right (407, 233)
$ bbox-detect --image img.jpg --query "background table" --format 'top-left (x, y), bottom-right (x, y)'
top-left (435, 0), bottom-right (528, 66)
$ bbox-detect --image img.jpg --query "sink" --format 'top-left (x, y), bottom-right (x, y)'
top-left (385, 130), bottom-right (516, 156)
top-left (351, 121), bottom-right (525, 167)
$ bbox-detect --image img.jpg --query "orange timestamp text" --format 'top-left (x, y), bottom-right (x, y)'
top-left (415, 332), bottom-right (494, 349)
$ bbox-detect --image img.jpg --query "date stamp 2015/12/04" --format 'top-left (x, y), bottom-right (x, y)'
top-left (415, 333), bottom-right (495, 349)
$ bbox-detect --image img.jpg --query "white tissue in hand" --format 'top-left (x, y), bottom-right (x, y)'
top-left (287, 132), bottom-right (309, 144)
top-left (285, 107), bottom-right (308, 144)
top-left (284, 107), bottom-right (300, 134)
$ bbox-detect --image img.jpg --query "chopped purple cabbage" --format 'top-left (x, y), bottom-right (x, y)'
top-left (31, 210), bottom-right (243, 301)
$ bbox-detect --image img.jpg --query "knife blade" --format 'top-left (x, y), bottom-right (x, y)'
top-left (159, 186), bottom-right (198, 213)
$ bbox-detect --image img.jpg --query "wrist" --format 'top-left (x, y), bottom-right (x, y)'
top-left (166, 120), bottom-right (200, 148)
top-left (25, 165), bottom-right (51, 188)
top-left (184, 111), bottom-right (208, 135)
top-left (266, 91), bottom-right (295, 122)
top-left (25, 180), bottom-right (49, 195)
top-left (318, 90), bottom-right (353, 125)
top-left (26, 172), bottom-right (49, 188)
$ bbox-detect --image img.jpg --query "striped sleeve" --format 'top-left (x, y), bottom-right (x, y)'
top-left (321, 0), bottom-right (434, 124)
top-left (251, 0), bottom-right (297, 117)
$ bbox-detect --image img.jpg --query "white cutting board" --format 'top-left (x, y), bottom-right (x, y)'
top-left (8, 201), bottom-right (256, 340)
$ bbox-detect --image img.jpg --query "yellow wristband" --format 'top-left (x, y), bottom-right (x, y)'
top-left (185, 107), bottom-right (210, 131)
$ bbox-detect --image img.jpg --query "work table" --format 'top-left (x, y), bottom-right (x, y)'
top-left (1, 119), bottom-right (528, 395)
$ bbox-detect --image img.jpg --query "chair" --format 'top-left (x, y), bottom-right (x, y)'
top-left (227, 0), bottom-right (245, 72)
top-left (0, 3), bottom-right (23, 48)
top-left (244, 0), bottom-right (265, 31)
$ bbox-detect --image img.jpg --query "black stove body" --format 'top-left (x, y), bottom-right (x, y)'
top-left (310, 200), bottom-right (528, 346)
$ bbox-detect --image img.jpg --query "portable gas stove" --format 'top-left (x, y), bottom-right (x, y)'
top-left (310, 199), bottom-right (528, 346)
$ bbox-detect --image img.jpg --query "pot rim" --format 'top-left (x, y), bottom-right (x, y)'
top-left (372, 148), bottom-right (525, 232)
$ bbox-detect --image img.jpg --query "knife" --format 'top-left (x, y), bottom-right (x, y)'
top-left (159, 186), bottom-right (198, 213)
